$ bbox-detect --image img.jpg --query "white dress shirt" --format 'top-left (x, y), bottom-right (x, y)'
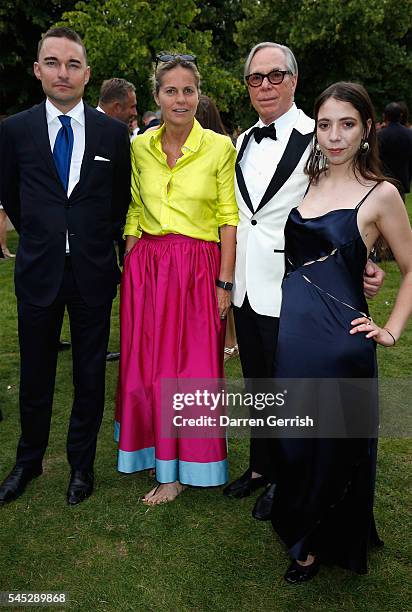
top-left (46, 98), bottom-right (86, 252)
top-left (240, 103), bottom-right (300, 210)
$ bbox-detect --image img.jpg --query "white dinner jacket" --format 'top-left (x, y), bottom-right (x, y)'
top-left (232, 109), bottom-right (315, 317)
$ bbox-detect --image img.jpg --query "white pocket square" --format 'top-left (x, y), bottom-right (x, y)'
top-left (94, 155), bottom-right (110, 162)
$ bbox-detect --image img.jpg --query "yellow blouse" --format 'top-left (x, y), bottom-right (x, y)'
top-left (124, 118), bottom-right (238, 242)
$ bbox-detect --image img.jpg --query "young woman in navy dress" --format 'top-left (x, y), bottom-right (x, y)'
top-left (271, 82), bottom-right (412, 584)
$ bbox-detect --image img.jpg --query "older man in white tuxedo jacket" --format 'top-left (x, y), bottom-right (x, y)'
top-left (224, 42), bottom-right (383, 518)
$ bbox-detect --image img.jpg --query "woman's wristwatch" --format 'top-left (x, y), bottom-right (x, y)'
top-left (216, 280), bottom-right (233, 291)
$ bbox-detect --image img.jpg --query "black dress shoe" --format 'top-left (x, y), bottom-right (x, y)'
top-left (67, 470), bottom-right (94, 506)
top-left (284, 558), bottom-right (320, 585)
top-left (106, 351), bottom-right (120, 362)
top-left (58, 340), bottom-right (71, 352)
top-left (223, 468), bottom-right (268, 498)
top-left (252, 483), bottom-right (277, 520)
top-left (0, 465), bottom-right (43, 504)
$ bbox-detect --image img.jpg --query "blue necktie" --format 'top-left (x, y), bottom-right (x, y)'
top-left (53, 115), bottom-right (74, 192)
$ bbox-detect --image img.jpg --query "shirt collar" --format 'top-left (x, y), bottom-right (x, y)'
top-left (150, 118), bottom-right (203, 154)
top-left (96, 105), bottom-right (105, 114)
top-left (182, 118), bottom-right (203, 152)
top-left (258, 103), bottom-right (299, 140)
top-left (45, 98), bottom-right (85, 126)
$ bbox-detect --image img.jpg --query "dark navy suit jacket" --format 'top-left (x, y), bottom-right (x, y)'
top-left (0, 102), bottom-right (131, 306)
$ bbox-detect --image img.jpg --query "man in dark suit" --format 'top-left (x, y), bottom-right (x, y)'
top-left (378, 102), bottom-right (412, 201)
top-left (0, 27), bottom-right (131, 505)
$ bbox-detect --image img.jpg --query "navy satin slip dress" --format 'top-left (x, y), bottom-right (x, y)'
top-left (271, 184), bottom-right (383, 574)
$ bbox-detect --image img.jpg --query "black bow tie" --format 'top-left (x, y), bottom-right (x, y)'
top-left (253, 123), bottom-right (277, 144)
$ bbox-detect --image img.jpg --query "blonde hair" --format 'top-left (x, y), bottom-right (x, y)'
top-left (152, 57), bottom-right (201, 96)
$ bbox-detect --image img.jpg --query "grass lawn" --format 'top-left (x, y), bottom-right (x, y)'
top-left (0, 197), bottom-right (411, 612)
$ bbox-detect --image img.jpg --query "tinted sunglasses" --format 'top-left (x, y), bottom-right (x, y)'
top-left (246, 69), bottom-right (292, 87)
top-left (155, 54), bottom-right (198, 70)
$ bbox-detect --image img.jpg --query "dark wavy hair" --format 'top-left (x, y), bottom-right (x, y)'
top-left (195, 95), bottom-right (226, 135)
top-left (305, 82), bottom-right (387, 185)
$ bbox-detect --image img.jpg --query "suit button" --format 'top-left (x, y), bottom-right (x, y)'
top-left (251, 219), bottom-right (257, 225)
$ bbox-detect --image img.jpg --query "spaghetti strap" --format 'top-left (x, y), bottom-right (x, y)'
top-left (355, 183), bottom-right (379, 210)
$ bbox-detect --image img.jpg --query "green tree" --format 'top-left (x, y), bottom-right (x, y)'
top-left (3, 0), bottom-right (412, 127)
top-left (191, 0), bottom-right (246, 129)
top-left (59, 0), bottom-right (244, 120)
top-left (0, 0), bottom-right (78, 114)
top-left (235, 0), bottom-right (412, 119)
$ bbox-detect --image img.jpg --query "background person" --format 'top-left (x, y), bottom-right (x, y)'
top-left (138, 110), bottom-right (160, 134)
top-left (129, 115), bottom-right (139, 140)
top-left (195, 94), bottom-right (239, 361)
top-left (97, 77), bottom-right (138, 362)
top-left (377, 102), bottom-right (412, 201)
top-left (115, 55), bottom-right (238, 505)
top-left (398, 101), bottom-right (411, 128)
top-left (97, 77), bottom-right (137, 269)
top-left (97, 77), bottom-right (137, 125)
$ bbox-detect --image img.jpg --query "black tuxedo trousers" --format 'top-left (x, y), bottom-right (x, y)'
top-left (233, 295), bottom-right (279, 482)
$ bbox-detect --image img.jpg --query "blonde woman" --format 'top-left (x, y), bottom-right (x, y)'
top-left (115, 55), bottom-right (238, 504)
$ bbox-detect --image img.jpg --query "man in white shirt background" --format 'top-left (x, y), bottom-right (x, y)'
top-left (224, 42), bottom-right (384, 518)
top-left (97, 77), bottom-right (137, 360)
top-left (97, 77), bottom-right (137, 126)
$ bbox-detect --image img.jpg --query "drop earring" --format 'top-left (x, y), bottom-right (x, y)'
top-left (314, 142), bottom-right (328, 169)
top-left (360, 140), bottom-right (370, 153)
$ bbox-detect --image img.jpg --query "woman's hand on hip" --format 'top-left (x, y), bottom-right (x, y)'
top-left (350, 316), bottom-right (396, 347)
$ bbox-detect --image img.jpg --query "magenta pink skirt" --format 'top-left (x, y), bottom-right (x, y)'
top-left (115, 233), bottom-right (228, 485)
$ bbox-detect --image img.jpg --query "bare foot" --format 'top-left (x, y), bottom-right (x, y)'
top-left (142, 481), bottom-right (186, 505)
top-left (148, 468), bottom-right (156, 477)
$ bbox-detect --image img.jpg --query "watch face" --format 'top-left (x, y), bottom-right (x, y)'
top-left (217, 280), bottom-right (233, 290)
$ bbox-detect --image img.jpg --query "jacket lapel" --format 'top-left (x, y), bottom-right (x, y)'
top-left (255, 129), bottom-right (313, 213)
top-left (235, 128), bottom-right (256, 215)
top-left (26, 102), bottom-right (63, 189)
top-left (71, 104), bottom-right (104, 197)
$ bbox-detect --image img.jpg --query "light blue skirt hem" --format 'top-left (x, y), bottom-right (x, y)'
top-left (117, 446), bottom-right (155, 474)
top-left (156, 458), bottom-right (228, 487)
top-left (115, 420), bottom-right (228, 485)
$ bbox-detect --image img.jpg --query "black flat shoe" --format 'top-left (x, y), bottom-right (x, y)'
top-left (252, 483), bottom-right (277, 520)
top-left (67, 470), bottom-right (94, 506)
top-left (0, 464), bottom-right (43, 504)
top-left (223, 468), bottom-right (268, 498)
top-left (284, 558), bottom-right (320, 585)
